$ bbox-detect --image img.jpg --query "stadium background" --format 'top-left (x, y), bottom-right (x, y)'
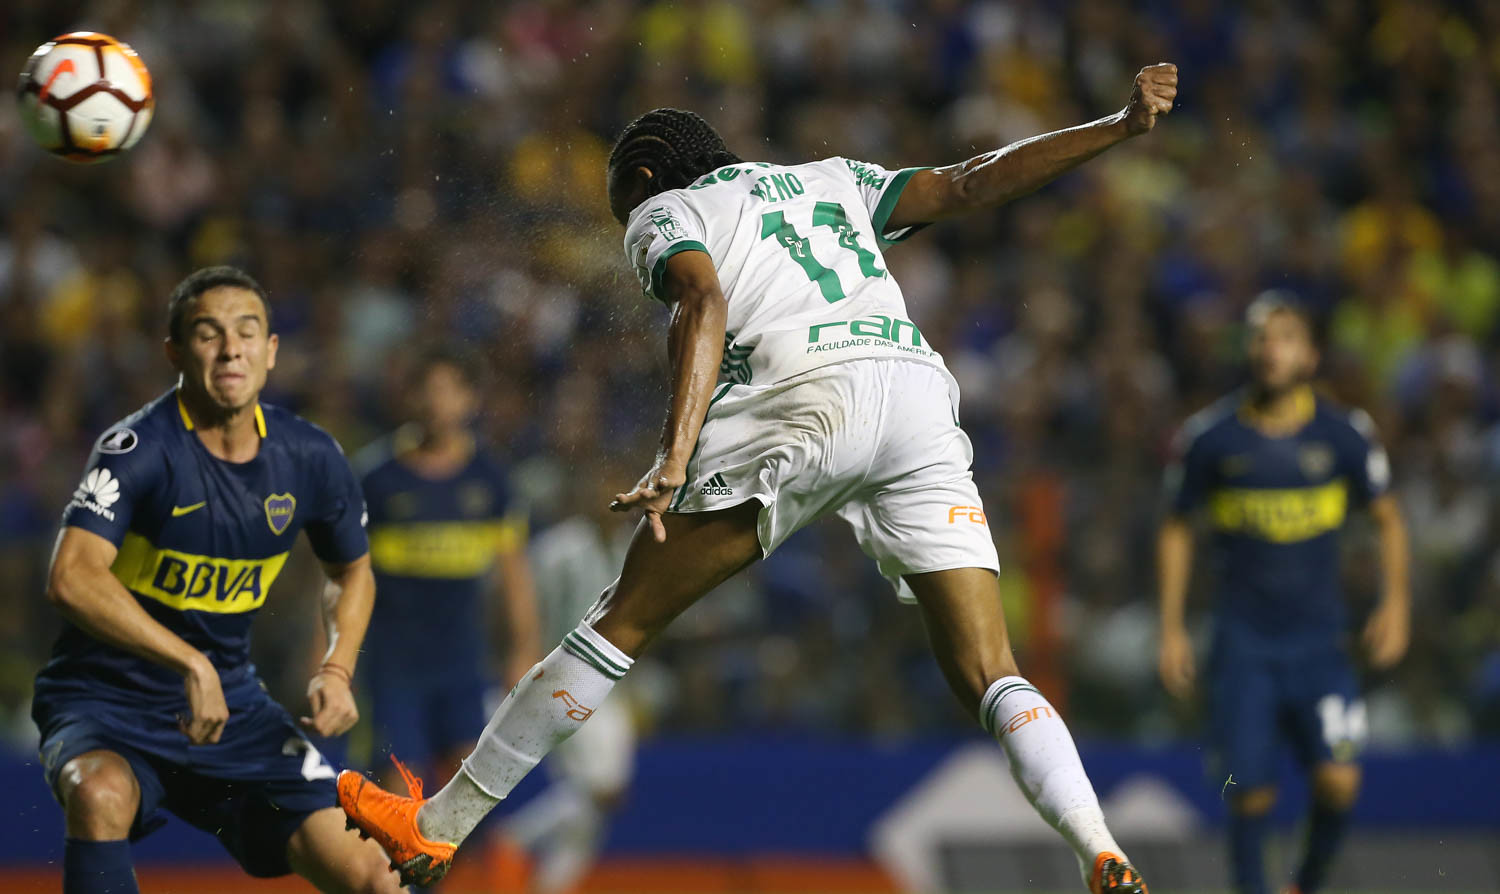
top-left (1, 0), bottom-right (1498, 891)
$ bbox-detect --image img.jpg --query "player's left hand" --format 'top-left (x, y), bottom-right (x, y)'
top-left (610, 457), bottom-right (687, 543)
top-left (1123, 63), bottom-right (1178, 135)
top-left (301, 669), bottom-right (359, 737)
top-left (1362, 599), bottom-right (1410, 670)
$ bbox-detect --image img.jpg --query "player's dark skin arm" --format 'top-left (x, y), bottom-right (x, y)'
top-left (612, 249), bottom-right (728, 542)
top-left (1156, 515), bottom-right (1197, 698)
top-left (1364, 495), bottom-right (1411, 669)
top-left (886, 64), bottom-right (1178, 230)
top-left (302, 553), bottom-right (374, 736)
top-left (46, 526), bottom-right (229, 743)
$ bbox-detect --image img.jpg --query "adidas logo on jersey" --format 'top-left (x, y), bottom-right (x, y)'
top-left (700, 473), bottom-right (734, 496)
top-left (71, 466), bottom-right (120, 521)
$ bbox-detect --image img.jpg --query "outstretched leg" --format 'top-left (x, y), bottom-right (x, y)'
top-left (906, 567), bottom-right (1144, 893)
top-left (339, 501), bottom-right (762, 885)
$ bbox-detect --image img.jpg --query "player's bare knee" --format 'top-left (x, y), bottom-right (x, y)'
top-left (60, 752), bottom-right (139, 839)
top-left (1311, 763), bottom-right (1360, 810)
top-left (1231, 785), bottom-right (1278, 816)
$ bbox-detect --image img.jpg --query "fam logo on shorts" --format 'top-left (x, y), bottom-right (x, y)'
top-left (264, 493), bottom-right (296, 535)
top-left (72, 467), bottom-right (121, 521)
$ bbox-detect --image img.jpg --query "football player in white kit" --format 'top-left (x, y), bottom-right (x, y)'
top-left (341, 64), bottom-right (1179, 892)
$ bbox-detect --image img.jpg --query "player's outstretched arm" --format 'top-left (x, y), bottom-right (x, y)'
top-left (612, 249), bottom-right (728, 542)
top-left (1363, 495), bottom-right (1411, 669)
top-left (47, 526), bottom-right (229, 743)
top-left (886, 63), bottom-right (1178, 230)
top-left (1156, 515), bottom-right (1197, 698)
top-left (303, 553), bottom-right (374, 737)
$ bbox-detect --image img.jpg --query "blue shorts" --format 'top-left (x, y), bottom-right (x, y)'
top-left (365, 672), bottom-right (488, 771)
top-left (1208, 634), bottom-right (1365, 791)
top-left (35, 690), bottom-right (338, 877)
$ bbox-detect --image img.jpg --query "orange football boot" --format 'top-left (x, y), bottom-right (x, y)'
top-left (339, 756), bottom-right (457, 888)
top-left (1089, 852), bottom-right (1148, 894)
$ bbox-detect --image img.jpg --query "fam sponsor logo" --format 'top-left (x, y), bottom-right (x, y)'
top-left (648, 206), bottom-right (687, 242)
top-left (71, 467), bottom-right (121, 521)
top-left (805, 315), bottom-right (933, 357)
top-left (552, 689), bottom-right (595, 723)
top-left (947, 505), bottom-right (987, 525)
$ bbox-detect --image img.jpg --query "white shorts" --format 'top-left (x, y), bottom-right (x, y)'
top-left (670, 358), bottom-right (1000, 602)
top-left (550, 694), bottom-right (635, 797)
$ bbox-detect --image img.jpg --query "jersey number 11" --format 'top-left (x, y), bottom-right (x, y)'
top-left (760, 201), bottom-right (885, 304)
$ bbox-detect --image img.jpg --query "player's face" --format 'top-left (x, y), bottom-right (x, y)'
top-left (417, 363), bottom-right (477, 433)
top-left (1248, 309), bottom-right (1316, 394)
top-left (169, 286), bottom-right (277, 411)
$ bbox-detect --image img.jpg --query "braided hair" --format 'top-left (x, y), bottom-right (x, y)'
top-left (607, 108), bottom-right (742, 213)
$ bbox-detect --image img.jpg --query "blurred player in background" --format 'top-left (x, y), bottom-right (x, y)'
top-left (1157, 293), bottom-right (1411, 894)
top-left (356, 346), bottom-right (540, 792)
top-left (32, 267), bottom-right (400, 893)
top-left (497, 469), bottom-right (638, 894)
top-left (343, 64), bottom-right (1178, 892)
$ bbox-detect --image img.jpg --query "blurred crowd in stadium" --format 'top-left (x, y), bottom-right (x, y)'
top-left (1, 0), bottom-right (1498, 754)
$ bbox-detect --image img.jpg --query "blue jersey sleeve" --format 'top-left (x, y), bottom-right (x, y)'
top-left (305, 435), bottom-right (370, 564)
top-left (486, 457), bottom-right (528, 553)
top-left (61, 424), bottom-right (162, 547)
top-left (1341, 408), bottom-right (1391, 504)
top-left (1165, 421), bottom-right (1215, 515)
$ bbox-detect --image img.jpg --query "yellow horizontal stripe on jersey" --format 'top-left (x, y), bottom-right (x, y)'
top-left (368, 519), bottom-right (524, 579)
top-left (111, 532), bottom-right (289, 614)
top-left (1208, 480), bottom-right (1348, 543)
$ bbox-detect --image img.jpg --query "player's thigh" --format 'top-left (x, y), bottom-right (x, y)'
top-left (1208, 642), bottom-right (1280, 791)
top-left (905, 567), bottom-right (1019, 717)
top-left (1282, 652), bottom-right (1367, 773)
top-left (287, 807), bottom-right (404, 894)
top-left (587, 500), bottom-right (763, 656)
top-left (1308, 760), bottom-right (1361, 809)
top-left (57, 749), bottom-right (143, 840)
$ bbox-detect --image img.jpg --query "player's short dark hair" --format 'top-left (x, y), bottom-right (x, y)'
top-left (1246, 290), bottom-right (1316, 341)
top-left (607, 108), bottom-right (742, 204)
top-left (413, 343), bottom-right (483, 388)
top-left (166, 266), bottom-right (272, 343)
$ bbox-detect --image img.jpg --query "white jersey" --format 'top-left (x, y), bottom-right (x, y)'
top-left (623, 157), bottom-right (947, 387)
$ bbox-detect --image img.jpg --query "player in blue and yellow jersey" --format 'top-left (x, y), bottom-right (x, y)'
top-left (33, 267), bottom-right (401, 893)
top-left (1157, 293), bottom-right (1411, 894)
top-left (356, 346), bottom-right (540, 791)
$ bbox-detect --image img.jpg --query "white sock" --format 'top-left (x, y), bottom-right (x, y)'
top-left (981, 676), bottom-right (1124, 872)
top-left (417, 624), bottom-right (632, 845)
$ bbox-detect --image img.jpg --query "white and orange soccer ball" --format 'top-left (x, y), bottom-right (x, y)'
top-left (16, 32), bottom-right (154, 163)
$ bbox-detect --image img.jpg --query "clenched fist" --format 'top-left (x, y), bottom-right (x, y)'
top-left (1124, 63), bottom-right (1178, 136)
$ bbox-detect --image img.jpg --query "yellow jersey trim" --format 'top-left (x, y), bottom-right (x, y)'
top-left (176, 391), bottom-right (267, 437)
top-left (1238, 385), bottom-right (1315, 433)
top-left (111, 531), bottom-right (289, 614)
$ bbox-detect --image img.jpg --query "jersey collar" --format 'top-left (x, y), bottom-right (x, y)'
top-left (1238, 384), bottom-right (1314, 434)
top-left (176, 390), bottom-right (267, 438)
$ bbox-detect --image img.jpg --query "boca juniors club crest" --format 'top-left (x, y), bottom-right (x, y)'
top-left (264, 493), bottom-right (296, 535)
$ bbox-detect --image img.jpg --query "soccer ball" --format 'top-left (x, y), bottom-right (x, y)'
top-left (16, 32), bottom-right (154, 163)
